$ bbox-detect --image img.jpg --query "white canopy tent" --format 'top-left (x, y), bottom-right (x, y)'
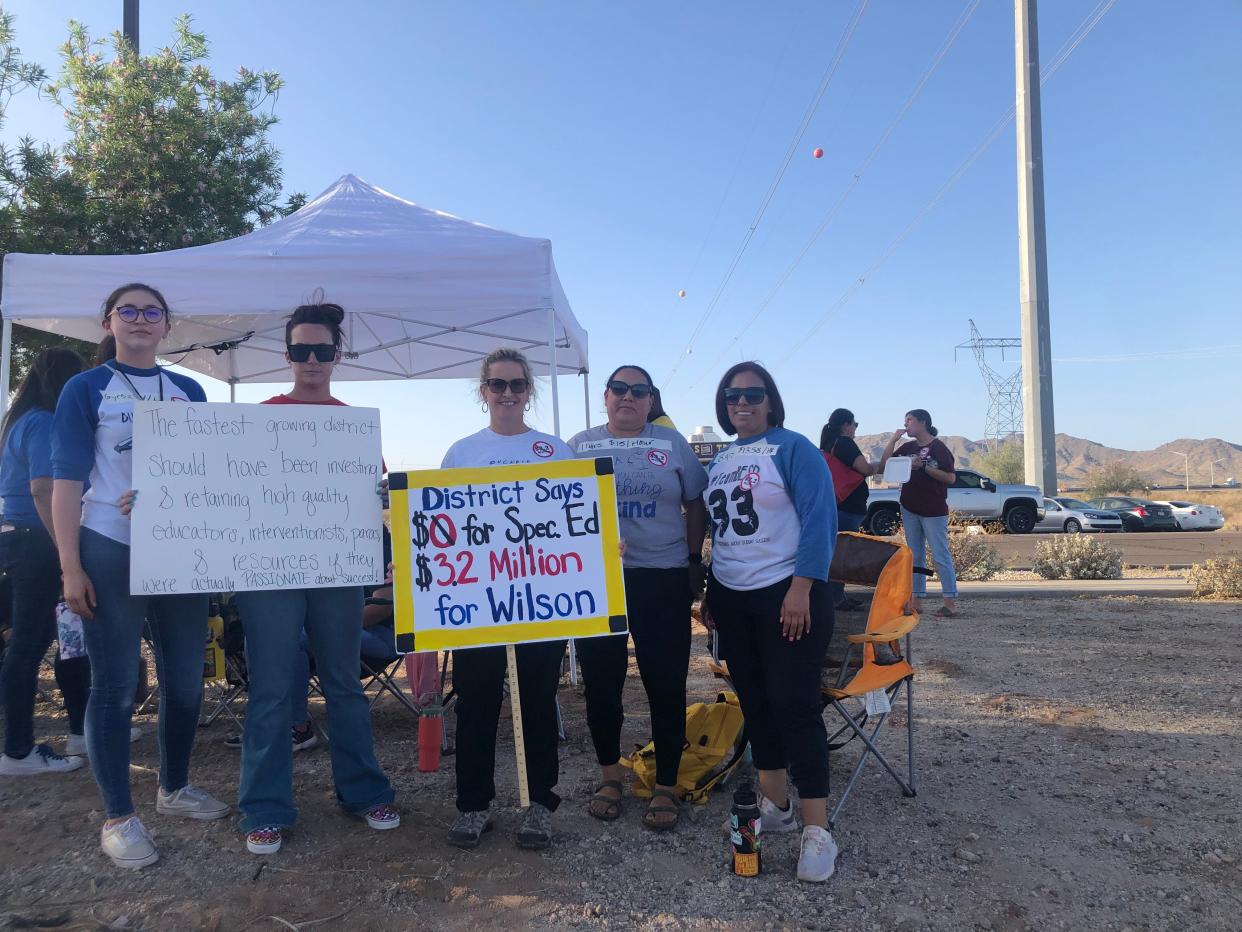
top-left (0, 174), bottom-right (592, 431)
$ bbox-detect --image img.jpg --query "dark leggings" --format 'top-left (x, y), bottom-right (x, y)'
top-left (576, 567), bottom-right (692, 787)
top-left (707, 573), bottom-right (833, 800)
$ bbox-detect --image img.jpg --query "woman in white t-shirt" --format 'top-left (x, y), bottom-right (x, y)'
top-left (441, 347), bottom-right (572, 852)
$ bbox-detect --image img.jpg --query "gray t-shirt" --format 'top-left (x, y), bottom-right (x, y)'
top-left (567, 423), bottom-right (708, 569)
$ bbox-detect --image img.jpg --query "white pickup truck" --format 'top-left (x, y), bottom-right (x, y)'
top-left (863, 469), bottom-right (1046, 535)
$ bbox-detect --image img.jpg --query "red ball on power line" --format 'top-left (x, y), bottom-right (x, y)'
top-left (812, 147), bottom-right (824, 159)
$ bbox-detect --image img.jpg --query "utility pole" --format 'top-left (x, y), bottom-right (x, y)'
top-left (1015, 0), bottom-right (1057, 495)
top-left (123, 0), bottom-right (139, 53)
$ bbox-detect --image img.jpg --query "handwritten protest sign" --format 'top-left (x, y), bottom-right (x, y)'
top-left (389, 458), bottom-right (627, 653)
top-left (129, 401), bottom-right (384, 595)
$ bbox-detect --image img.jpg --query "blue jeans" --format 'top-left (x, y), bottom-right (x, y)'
top-left (235, 587), bottom-right (393, 832)
top-left (829, 510), bottom-right (866, 604)
top-left (900, 507), bottom-right (958, 599)
top-left (78, 528), bottom-right (207, 818)
top-left (289, 622), bottom-right (397, 726)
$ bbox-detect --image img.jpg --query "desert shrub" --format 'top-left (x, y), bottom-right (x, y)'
top-left (1187, 556), bottom-right (1242, 600)
top-left (945, 533), bottom-right (1005, 581)
top-left (1083, 463), bottom-right (1149, 499)
top-left (1031, 536), bottom-right (1123, 580)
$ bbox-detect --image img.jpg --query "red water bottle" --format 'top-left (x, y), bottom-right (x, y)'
top-left (418, 707), bottom-right (442, 772)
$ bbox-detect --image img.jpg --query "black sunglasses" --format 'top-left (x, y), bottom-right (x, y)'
top-left (724, 387), bottom-right (767, 405)
top-left (287, 343), bottom-right (337, 363)
top-left (112, 305), bottom-right (167, 323)
top-left (484, 377), bottom-right (530, 395)
top-left (606, 379), bottom-right (653, 400)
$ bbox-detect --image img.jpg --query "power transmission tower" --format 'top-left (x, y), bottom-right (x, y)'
top-left (955, 319), bottom-right (1022, 449)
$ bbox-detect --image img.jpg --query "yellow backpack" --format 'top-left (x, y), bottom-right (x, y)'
top-left (622, 692), bottom-right (749, 804)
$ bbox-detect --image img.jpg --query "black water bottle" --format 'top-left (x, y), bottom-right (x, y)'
top-left (730, 783), bottom-right (761, 877)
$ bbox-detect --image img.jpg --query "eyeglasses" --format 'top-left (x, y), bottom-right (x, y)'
top-left (724, 387), bottom-right (767, 405)
top-left (287, 343), bottom-right (337, 363)
top-left (111, 305), bottom-right (167, 323)
top-left (483, 377), bottom-right (530, 395)
top-left (606, 380), bottom-right (653, 400)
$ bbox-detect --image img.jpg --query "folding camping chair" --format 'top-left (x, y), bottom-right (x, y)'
top-left (200, 599), bottom-right (248, 728)
top-left (822, 531), bottom-right (924, 828)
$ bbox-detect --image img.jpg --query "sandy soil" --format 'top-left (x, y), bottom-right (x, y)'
top-left (1, 595), bottom-right (1239, 931)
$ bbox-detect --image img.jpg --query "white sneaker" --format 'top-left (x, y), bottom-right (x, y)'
top-left (797, 825), bottom-right (839, 882)
top-left (101, 816), bottom-right (159, 870)
top-left (759, 795), bottom-right (799, 833)
top-left (65, 726), bottom-right (142, 757)
top-left (156, 784), bottom-right (231, 820)
top-left (0, 743), bottom-right (84, 776)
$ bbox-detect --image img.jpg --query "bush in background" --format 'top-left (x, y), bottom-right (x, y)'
top-left (945, 533), bottom-right (1006, 581)
top-left (1031, 536), bottom-right (1123, 580)
top-left (1083, 463), bottom-right (1150, 500)
top-left (1188, 556), bottom-right (1242, 600)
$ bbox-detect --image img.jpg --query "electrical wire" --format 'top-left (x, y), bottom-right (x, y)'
top-left (663, 0), bottom-right (871, 385)
top-left (775, 0), bottom-right (1118, 366)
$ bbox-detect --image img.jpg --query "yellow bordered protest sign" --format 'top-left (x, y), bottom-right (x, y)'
top-left (390, 458), bottom-right (627, 652)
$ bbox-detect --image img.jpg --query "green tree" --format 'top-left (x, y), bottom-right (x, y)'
top-left (1084, 462), bottom-right (1150, 499)
top-left (0, 12), bottom-right (304, 387)
top-left (972, 440), bottom-right (1025, 485)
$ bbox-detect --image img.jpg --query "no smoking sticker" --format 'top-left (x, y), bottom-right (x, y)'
top-left (647, 449), bottom-right (669, 467)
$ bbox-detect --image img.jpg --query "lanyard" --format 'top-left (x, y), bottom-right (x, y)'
top-left (109, 362), bottom-right (164, 402)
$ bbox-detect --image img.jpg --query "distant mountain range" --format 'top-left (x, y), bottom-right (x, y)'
top-left (852, 433), bottom-right (1242, 485)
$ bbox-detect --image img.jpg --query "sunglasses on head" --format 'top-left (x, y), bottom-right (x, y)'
top-left (112, 305), bottom-right (167, 324)
top-left (484, 377), bottom-right (530, 395)
top-left (606, 379), bottom-right (653, 400)
top-left (287, 343), bottom-right (337, 363)
top-left (724, 387), bottom-right (767, 405)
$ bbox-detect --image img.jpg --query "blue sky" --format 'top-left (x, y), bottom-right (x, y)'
top-left (4, 0), bottom-right (1239, 466)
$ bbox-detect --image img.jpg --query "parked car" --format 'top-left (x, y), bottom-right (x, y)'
top-left (865, 469), bottom-right (1045, 536)
top-left (1153, 500), bottom-right (1225, 532)
top-left (1083, 497), bottom-right (1177, 532)
top-left (1037, 498), bottom-right (1124, 533)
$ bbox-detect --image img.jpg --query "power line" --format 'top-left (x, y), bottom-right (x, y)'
top-left (776, 0), bottom-right (1118, 366)
top-left (664, 0), bottom-right (871, 385)
top-left (686, 0), bottom-right (982, 387)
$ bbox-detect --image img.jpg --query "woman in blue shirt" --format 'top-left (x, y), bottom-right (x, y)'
top-left (700, 361), bottom-right (840, 883)
top-left (0, 348), bottom-right (88, 776)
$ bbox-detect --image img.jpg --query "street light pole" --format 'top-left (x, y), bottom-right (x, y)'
top-left (123, 0), bottom-right (139, 53)
top-left (1210, 458), bottom-right (1225, 488)
top-left (1169, 450), bottom-right (1190, 491)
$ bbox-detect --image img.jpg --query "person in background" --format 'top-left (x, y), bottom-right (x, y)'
top-left (880, 408), bottom-right (959, 617)
top-left (568, 364), bottom-right (708, 830)
top-left (52, 283), bottom-right (230, 870)
top-left (819, 408), bottom-right (876, 612)
top-left (0, 348), bottom-right (89, 776)
top-left (646, 386), bottom-right (677, 431)
top-left (233, 300), bottom-right (397, 856)
top-left (700, 361), bottom-right (840, 883)
top-left (441, 347), bottom-right (571, 852)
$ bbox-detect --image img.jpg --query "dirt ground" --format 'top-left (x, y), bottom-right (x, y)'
top-left (1, 595), bottom-right (1239, 932)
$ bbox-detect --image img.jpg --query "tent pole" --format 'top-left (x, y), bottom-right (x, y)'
top-left (547, 307), bottom-right (560, 437)
top-left (0, 319), bottom-right (11, 416)
top-left (229, 381), bottom-right (236, 402)
top-left (582, 370), bottom-right (590, 428)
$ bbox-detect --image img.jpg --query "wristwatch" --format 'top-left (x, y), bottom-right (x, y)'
top-left (687, 553), bottom-right (703, 565)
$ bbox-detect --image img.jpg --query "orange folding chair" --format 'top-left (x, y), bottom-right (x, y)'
top-left (823, 531), bottom-right (924, 828)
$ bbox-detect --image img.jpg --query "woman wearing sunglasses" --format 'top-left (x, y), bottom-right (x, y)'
top-left (233, 301), bottom-right (397, 856)
top-left (440, 347), bottom-right (572, 852)
top-left (51, 284), bottom-right (230, 869)
top-left (700, 361), bottom-right (840, 883)
top-left (567, 365), bottom-right (707, 830)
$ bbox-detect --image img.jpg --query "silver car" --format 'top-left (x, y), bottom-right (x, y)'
top-left (1036, 497), bottom-right (1124, 533)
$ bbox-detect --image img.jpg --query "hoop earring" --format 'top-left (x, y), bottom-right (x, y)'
top-left (524, 402), bottom-right (532, 412)
top-left (481, 401), bottom-right (489, 412)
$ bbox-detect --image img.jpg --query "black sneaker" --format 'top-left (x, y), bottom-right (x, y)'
top-left (223, 733), bottom-right (242, 750)
top-left (447, 809), bottom-right (493, 849)
top-left (291, 727), bottom-right (320, 752)
top-left (516, 802), bottom-right (553, 850)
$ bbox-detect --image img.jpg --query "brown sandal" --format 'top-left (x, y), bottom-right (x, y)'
top-left (642, 788), bottom-right (681, 832)
top-left (588, 780), bottom-right (624, 821)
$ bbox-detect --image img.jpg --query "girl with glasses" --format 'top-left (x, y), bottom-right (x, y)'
top-left (441, 347), bottom-right (573, 852)
top-left (50, 283), bottom-right (230, 869)
top-left (234, 301), bottom-right (398, 856)
top-left (700, 361), bottom-right (840, 883)
top-left (567, 365), bottom-right (707, 830)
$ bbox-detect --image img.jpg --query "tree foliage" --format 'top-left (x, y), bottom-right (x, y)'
top-left (0, 11), bottom-right (303, 387)
top-left (1084, 462), bottom-right (1150, 499)
top-left (972, 440), bottom-right (1025, 485)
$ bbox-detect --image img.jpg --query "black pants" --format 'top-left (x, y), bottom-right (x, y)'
top-left (708, 573), bottom-right (833, 800)
top-left (577, 567), bottom-right (692, 787)
top-left (453, 638), bottom-right (566, 813)
top-left (0, 526), bottom-right (90, 758)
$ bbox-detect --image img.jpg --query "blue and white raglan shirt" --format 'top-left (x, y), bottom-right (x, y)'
top-left (704, 426), bottom-right (836, 591)
top-left (52, 363), bottom-right (206, 546)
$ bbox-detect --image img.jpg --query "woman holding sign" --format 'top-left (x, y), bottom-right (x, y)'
top-left (441, 347), bottom-right (573, 851)
top-left (51, 284), bottom-right (230, 870)
top-left (233, 300), bottom-right (397, 856)
top-left (567, 365), bottom-right (707, 830)
top-left (700, 362), bottom-right (841, 883)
